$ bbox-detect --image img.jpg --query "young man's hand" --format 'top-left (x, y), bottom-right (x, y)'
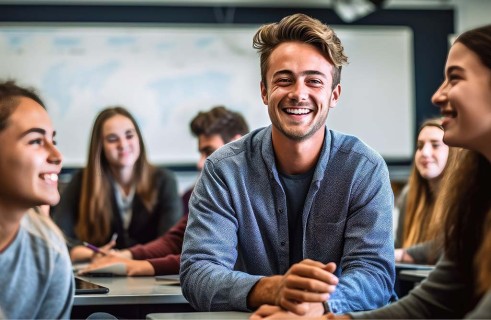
top-left (248, 259), bottom-right (338, 316)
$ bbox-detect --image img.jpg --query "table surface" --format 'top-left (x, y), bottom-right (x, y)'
top-left (398, 269), bottom-right (433, 283)
top-left (74, 276), bottom-right (188, 306)
top-left (146, 311), bottom-right (251, 319)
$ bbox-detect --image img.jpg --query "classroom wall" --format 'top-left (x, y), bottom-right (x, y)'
top-left (0, 2), bottom-right (457, 190)
top-left (450, 0), bottom-right (491, 33)
top-left (0, 24), bottom-right (415, 166)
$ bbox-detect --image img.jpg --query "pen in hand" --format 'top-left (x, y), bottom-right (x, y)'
top-left (83, 241), bottom-right (106, 255)
top-left (83, 233), bottom-right (118, 257)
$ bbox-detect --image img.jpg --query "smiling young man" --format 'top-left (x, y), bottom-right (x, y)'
top-left (180, 14), bottom-right (396, 317)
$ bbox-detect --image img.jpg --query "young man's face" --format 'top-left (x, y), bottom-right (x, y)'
top-left (261, 41), bottom-right (341, 142)
top-left (196, 134), bottom-right (225, 171)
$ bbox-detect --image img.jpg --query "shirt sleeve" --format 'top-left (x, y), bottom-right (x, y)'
top-left (326, 157), bottom-right (397, 313)
top-left (130, 214), bottom-right (187, 260)
top-left (180, 160), bottom-right (262, 311)
top-left (465, 289), bottom-right (491, 319)
top-left (147, 254), bottom-right (181, 275)
top-left (129, 214), bottom-right (188, 275)
top-left (350, 256), bottom-right (471, 319)
top-left (406, 240), bottom-right (442, 265)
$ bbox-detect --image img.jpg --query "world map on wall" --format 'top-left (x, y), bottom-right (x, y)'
top-left (0, 25), bottom-right (413, 166)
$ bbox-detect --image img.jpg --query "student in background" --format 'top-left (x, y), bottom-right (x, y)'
top-left (252, 23), bottom-right (491, 320)
top-left (53, 106), bottom-right (182, 262)
top-left (181, 13), bottom-right (396, 316)
top-left (181, 105), bottom-right (250, 215)
top-left (79, 105), bottom-right (249, 276)
top-left (0, 80), bottom-right (73, 319)
top-left (394, 118), bottom-right (459, 264)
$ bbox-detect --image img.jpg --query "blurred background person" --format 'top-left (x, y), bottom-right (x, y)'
top-left (79, 105), bottom-right (249, 276)
top-left (394, 118), bottom-right (458, 264)
top-left (53, 106), bottom-right (182, 262)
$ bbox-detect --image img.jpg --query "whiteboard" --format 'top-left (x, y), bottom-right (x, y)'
top-left (0, 24), bottom-right (413, 166)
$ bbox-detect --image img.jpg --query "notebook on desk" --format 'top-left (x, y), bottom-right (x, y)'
top-left (75, 277), bottom-right (109, 295)
top-left (77, 262), bottom-right (127, 277)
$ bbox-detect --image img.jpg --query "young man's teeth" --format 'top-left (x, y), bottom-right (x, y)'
top-left (286, 108), bottom-right (310, 115)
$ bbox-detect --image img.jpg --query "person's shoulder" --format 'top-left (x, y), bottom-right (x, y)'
top-left (154, 166), bottom-right (176, 179)
top-left (329, 129), bottom-right (385, 165)
top-left (150, 167), bottom-right (179, 192)
top-left (400, 184), bottom-right (410, 197)
top-left (21, 209), bottom-right (67, 255)
top-left (208, 127), bottom-right (267, 164)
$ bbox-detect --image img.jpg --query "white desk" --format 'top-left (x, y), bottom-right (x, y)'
top-left (147, 311), bottom-right (251, 319)
top-left (73, 276), bottom-right (192, 319)
top-left (75, 276), bottom-right (187, 306)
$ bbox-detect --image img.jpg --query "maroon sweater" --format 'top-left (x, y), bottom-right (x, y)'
top-left (129, 214), bottom-right (188, 275)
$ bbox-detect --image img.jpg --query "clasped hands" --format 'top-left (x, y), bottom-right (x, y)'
top-left (250, 259), bottom-right (338, 319)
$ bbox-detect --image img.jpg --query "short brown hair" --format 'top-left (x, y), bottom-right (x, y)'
top-left (253, 13), bottom-right (348, 90)
top-left (190, 105), bottom-right (249, 143)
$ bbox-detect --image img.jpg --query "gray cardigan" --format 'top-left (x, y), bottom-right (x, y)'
top-left (395, 185), bottom-right (442, 264)
top-left (351, 256), bottom-right (491, 318)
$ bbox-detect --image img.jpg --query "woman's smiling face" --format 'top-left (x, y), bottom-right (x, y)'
top-left (0, 97), bottom-right (62, 209)
top-left (432, 42), bottom-right (491, 156)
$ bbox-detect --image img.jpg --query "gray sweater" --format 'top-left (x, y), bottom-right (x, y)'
top-left (351, 256), bottom-right (490, 318)
top-left (0, 210), bottom-right (74, 319)
top-left (395, 185), bottom-right (442, 264)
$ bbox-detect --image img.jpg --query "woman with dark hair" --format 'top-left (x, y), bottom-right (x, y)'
top-left (53, 106), bottom-right (182, 262)
top-left (252, 24), bottom-right (491, 319)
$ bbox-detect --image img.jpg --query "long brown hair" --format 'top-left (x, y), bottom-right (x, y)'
top-left (440, 24), bottom-right (491, 296)
top-left (439, 150), bottom-right (491, 294)
top-left (402, 118), bottom-right (456, 248)
top-left (75, 106), bottom-right (157, 245)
